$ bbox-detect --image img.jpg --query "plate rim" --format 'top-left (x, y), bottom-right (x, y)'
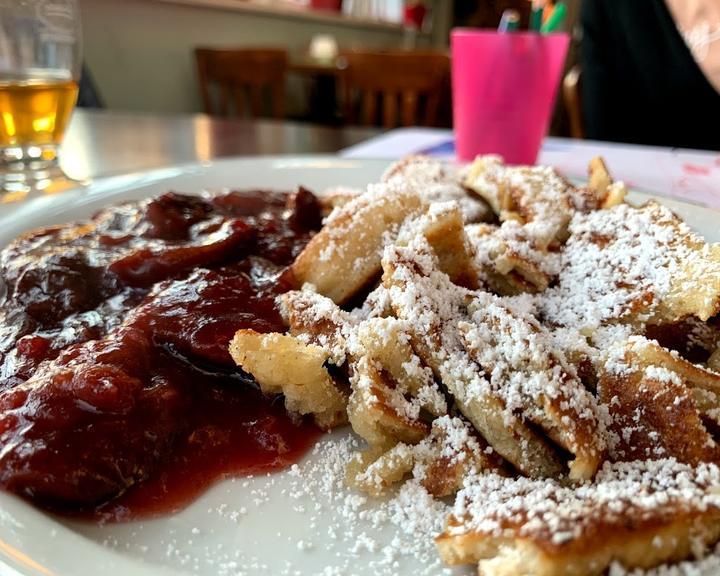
top-left (0, 155), bottom-right (717, 576)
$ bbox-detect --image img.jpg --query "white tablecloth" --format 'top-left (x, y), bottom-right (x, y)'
top-left (341, 128), bottom-right (720, 210)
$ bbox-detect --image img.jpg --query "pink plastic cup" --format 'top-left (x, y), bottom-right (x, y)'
top-left (452, 29), bottom-right (570, 164)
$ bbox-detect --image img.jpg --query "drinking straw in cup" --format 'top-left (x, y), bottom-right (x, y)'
top-left (452, 29), bottom-right (570, 164)
top-left (542, 2), bottom-right (568, 33)
top-left (498, 10), bottom-right (520, 33)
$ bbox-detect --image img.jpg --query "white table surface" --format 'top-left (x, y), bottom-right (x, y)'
top-left (341, 127), bottom-right (720, 210)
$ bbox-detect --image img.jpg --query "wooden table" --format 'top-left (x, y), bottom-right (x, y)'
top-left (59, 110), bottom-right (382, 181)
top-left (289, 57), bottom-right (346, 77)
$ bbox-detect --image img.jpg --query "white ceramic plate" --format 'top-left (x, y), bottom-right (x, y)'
top-left (0, 157), bottom-right (717, 576)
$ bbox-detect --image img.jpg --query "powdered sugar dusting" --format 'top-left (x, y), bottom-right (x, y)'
top-left (465, 155), bottom-right (576, 248)
top-left (448, 459), bottom-right (720, 546)
top-left (382, 235), bottom-right (604, 476)
top-left (77, 431), bottom-right (462, 576)
top-left (540, 202), bottom-right (698, 333)
top-left (382, 156), bottom-right (490, 224)
top-left (80, 156), bottom-right (720, 576)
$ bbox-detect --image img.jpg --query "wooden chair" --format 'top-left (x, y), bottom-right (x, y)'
top-left (340, 51), bottom-right (450, 128)
top-left (563, 65), bottom-right (584, 139)
top-left (195, 48), bottom-right (288, 119)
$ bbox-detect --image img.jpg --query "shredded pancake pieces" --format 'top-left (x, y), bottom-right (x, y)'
top-left (230, 155), bottom-right (720, 575)
top-left (540, 201), bottom-right (720, 335)
top-left (437, 459), bottom-right (720, 576)
top-left (382, 237), bottom-right (605, 481)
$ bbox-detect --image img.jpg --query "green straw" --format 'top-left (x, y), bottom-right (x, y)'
top-left (529, 6), bottom-right (543, 31)
top-left (541, 1), bottom-right (567, 33)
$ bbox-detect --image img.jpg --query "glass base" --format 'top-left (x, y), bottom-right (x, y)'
top-left (0, 144), bottom-right (85, 202)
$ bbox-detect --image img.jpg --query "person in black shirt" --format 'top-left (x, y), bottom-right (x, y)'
top-left (581, 0), bottom-right (720, 151)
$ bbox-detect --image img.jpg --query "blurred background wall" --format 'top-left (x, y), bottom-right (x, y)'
top-left (80, 0), bottom-right (579, 131)
top-left (79, 0), bottom-right (450, 116)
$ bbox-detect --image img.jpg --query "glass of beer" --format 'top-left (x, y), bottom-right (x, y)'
top-left (0, 0), bottom-right (82, 198)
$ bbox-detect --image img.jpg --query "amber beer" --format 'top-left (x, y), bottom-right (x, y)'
top-left (0, 78), bottom-right (79, 149)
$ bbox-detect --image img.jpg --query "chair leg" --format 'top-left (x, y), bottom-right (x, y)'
top-left (382, 93), bottom-right (398, 129)
top-left (362, 91), bottom-right (377, 126)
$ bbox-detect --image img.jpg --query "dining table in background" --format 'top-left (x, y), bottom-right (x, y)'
top-left (59, 109), bottom-right (381, 182)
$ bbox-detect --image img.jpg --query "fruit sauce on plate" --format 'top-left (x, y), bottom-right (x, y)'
top-left (0, 187), bottom-right (323, 521)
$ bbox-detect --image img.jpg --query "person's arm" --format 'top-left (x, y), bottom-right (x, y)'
top-left (580, 0), bottom-right (618, 141)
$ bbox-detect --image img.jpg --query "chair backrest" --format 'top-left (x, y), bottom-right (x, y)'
top-left (563, 65), bottom-right (584, 139)
top-left (195, 48), bottom-right (288, 119)
top-left (341, 51), bottom-right (449, 128)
